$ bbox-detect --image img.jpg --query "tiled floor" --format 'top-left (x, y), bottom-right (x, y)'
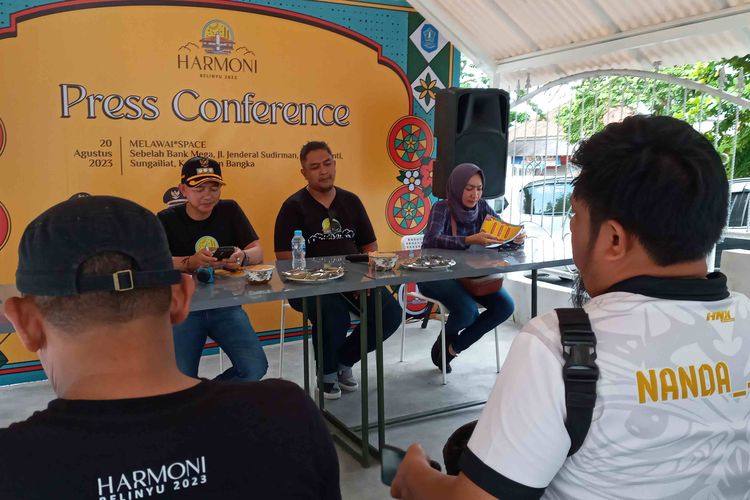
top-left (0, 318), bottom-right (520, 500)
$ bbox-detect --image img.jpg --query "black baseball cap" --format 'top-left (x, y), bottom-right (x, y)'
top-left (16, 196), bottom-right (182, 296)
top-left (163, 186), bottom-right (186, 207)
top-left (181, 156), bottom-right (225, 187)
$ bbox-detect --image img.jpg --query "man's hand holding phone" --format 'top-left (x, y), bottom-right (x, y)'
top-left (187, 248), bottom-right (220, 271)
top-left (212, 246), bottom-right (244, 270)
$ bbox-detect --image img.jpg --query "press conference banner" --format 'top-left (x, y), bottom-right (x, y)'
top-left (0, 0), bottom-right (459, 383)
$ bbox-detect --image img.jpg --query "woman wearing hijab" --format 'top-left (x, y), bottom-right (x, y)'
top-left (419, 163), bottom-right (524, 372)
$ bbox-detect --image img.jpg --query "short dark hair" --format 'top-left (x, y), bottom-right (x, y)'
top-left (571, 115), bottom-right (728, 266)
top-left (299, 141), bottom-right (333, 166)
top-left (32, 252), bottom-right (172, 332)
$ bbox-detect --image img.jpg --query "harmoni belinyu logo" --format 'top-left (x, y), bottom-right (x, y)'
top-left (177, 20), bottom-right (258, 78)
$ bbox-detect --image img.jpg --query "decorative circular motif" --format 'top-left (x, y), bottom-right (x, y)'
top-left (387, 116), bottom-right (433, 170)
top-left (0, 117), bottom-right (6, 157)
top-left (386, 185), bottom-right (431, 235)
top-left (401, 282), bottom-right (429, 316)
top-left (0, 201), bottom-right (10, 252)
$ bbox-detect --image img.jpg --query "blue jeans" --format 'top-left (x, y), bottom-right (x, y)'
top-left (288, 288), bottom-right (402, 377)
top-left (417, 279), bottom-right (514, 353)
top-left (173, 306), bottom-right (268, 381)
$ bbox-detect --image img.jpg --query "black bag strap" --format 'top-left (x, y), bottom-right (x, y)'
top-left (556, 308), bottom-right (599, 456)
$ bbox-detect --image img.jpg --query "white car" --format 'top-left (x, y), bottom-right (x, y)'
top-left (497, 174), bottom-right (577, 280)
top-left (498, 175), bottom-right (750, 271)
top-left (498, 175), bottom-right (575, 242)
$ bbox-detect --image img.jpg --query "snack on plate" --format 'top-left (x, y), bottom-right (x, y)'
top-left (368, 251), bottom-right (398, 271)
top-left (214, 268), bottom-right (245, 277)
top-left (480, 216), bottom-right (523, 243)
top-left (281, 267), bottom-right (345, 282)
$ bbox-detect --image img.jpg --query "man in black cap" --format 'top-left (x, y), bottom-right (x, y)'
top-left (1, 195), bottom-right (341, 500)
top-left (158, 156), bottom-right (267, 381)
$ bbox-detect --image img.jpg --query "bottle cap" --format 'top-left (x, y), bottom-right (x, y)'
top-left (294, 230), bottom-right (303, 236)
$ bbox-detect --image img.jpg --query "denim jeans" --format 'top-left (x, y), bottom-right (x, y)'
top-left (288, 287), bottom-right (402, 377)
top-left (417, 279), bottom-right (514, 353)
top-left (173, 306), bottom-right (268, 381)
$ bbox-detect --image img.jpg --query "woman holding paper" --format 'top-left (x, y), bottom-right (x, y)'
top-left (420, 163), bottom-right (525, 373)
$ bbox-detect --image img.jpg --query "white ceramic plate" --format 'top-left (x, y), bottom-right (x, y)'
top-left (401, 259), bottom-right (456, 271)
top-left (282, 268), bottom-right (345, 283)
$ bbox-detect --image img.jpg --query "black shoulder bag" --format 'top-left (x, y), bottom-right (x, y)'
top-left (442, 308), bottom-right (599, 474)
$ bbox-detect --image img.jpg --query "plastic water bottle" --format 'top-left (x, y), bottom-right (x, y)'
top-left (291, 230), bottom-right (306, 270)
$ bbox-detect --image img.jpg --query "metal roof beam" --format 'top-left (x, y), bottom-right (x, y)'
top-left (494, 5), bottom-right (750, 75)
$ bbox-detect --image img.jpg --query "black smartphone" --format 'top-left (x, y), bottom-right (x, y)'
top-left (212, 246), bottom-right (235, 260)
top-left (381, 445), bottom-right (406, 486)
top-left (381, 445), bottom-right (441, 486)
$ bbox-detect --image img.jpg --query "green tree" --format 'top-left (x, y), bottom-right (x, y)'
top-left (459, 56), bottom-right (491, 88)
top-left (459, 55), bottom-right (544, 125)
top-left (510, 110), bottom-right (530, 124)
top-left (556, 55), bottom-right (750, 178)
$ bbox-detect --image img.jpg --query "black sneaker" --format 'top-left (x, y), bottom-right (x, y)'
top-left (337, 367), bottom-right (359, 392)
top-left (430, 337), bottom-right (455, 373)
top-left (316, 382), bottom-right (342, 400)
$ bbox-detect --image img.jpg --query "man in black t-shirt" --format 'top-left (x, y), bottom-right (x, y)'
top-left (274, 141), bottom-right (402, 399)
top-left (2, 196), bottom-right (340, 500)
top-left (158, 157), bottom-right (267, 381)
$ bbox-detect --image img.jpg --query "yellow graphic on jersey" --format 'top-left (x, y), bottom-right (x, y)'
top-left (706, 310), bottom-right (735, 322)
top-left (195, 236), bottom-right (219, 252)
top-left (636, 361), bottom-right (732, 404)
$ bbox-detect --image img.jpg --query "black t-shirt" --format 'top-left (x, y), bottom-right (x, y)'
top-left (157, 200), bottom-right (258, 256)
top-left (0, 380), bottom-right (341, 500)
top-left (274, 187), bottom-right (376, 257)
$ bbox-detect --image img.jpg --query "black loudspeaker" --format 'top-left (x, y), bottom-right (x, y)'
top-left (433, 88), bottom-right (510, 199)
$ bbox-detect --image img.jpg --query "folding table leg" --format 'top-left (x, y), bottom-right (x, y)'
top-left (375, 290), bottom-right (385, 454)
top-left (302, 298), bottom-right (310, 395)
top-left (359, 291), bottom-right (369, 467)
top-left (316, 296), bottom-right (324, 410)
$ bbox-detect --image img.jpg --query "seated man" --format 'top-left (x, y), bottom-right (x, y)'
top-left (274, 141), bottom-right (402, 400)
top-left (2, 196), bottom-right (341, 500)
top-left (158, 156), bottom-right (267, 381)
top-left (391, 115), bottom-right (750, 499)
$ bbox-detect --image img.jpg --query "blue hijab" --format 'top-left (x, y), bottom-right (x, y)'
top-left (447, 163), bottom-right (484, 225)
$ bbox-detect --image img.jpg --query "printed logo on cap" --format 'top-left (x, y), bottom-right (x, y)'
top-left (163, 186), bottom-right (186, 207)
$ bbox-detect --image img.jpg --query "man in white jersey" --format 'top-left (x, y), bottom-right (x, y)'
top-left (391, 115), bottom-right (750, 499)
